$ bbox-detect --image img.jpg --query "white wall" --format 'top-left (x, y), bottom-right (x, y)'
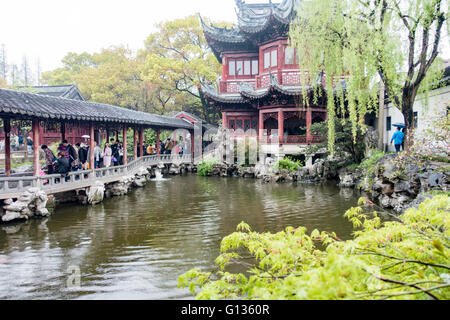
top-left (383, 85), bottom-right (450, 152)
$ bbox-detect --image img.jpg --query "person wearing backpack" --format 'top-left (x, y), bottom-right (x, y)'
top-left (41, 145), bottom-right (56, 175)
top-left (62, 140), bottom-right (80, 171)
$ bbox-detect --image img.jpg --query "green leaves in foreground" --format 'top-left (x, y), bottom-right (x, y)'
top-left (178, 195), bottom-right (450, 300)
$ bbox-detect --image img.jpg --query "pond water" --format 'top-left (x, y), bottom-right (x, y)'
top-left (0, 174), bottom-right (361, 299)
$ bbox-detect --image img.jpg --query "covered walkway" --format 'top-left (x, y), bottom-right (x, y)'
top-left (0, 88), bottom-right (197, 178)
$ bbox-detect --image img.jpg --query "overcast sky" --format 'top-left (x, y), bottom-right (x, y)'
top-left (1, 0), bottom-right (449, 77)
top-left (0, 0), bottom-right (246, 73)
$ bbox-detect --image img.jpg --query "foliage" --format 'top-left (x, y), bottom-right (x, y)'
top-left (304, 118), bottom-right (366, 163)
top-left (197, 158), bottom-right (218, 176)
top-left (138, 15), bottom-right (225, 123)
top-left (179, 195), bottom-right (450, 300)
top-left (289, 0), bottom-right (449, 152)
top-left (273, 157), bottom-right (303, 172)
top-left (42, 15), bottom-right (229, 123)
top-left (358, 150), bottom-right (385, 175)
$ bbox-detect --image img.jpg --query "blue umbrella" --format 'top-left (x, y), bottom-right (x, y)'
top-left (392, 123), bottom-right (406, 128)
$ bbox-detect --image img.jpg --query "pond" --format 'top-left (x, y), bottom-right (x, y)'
top-left (0, 174), bottom-right (361, 299)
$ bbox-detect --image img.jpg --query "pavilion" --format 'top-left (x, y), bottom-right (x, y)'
top-left (0, 88), bottom-right (195, 177)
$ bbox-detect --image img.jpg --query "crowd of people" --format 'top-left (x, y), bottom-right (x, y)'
top-left (39, 137), bottom-right (185, 177)
top-left (0, 132), bottom-right (33, 154)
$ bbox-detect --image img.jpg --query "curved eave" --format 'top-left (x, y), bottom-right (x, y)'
top-left (0, 88), bottom-right (193, 130)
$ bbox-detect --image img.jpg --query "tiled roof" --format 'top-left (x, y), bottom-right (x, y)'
top-left (200, 0), bottom-right (298, 60)
top-left (0, 88), bottom-right (193, 130)
top-left (21, 84), bottom-right (86, 101)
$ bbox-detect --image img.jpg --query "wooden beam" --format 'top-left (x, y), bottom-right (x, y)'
top-left (278, 110), bottom-right (284, 143)
top-left (190, 130), bottom-right (195, 160)
top-left (306, 107), bottom-right (312, 143)
top-left (133, 127), bottom-right (137, 160)
top-left (3, 118), bottom-right (11, 177)
top-left (89, 123), bottom-right (95, 170)
top-left (139, 128), bottom-right (144, 158)
top-left (259, 111), bottom-right (264, 138)
top-left (156, 129), bottom-right (160, 158)
top-left (32, 118), bottom-right (40, 176)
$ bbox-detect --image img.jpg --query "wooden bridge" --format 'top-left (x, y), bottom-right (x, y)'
top-left (0, 154), bottom-right (196, 200)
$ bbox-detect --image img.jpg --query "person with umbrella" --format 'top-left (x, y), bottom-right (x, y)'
top-left (390, 123), bottom-right (405, 153)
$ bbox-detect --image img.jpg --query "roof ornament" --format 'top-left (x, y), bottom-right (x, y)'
top-left (235, 0), bottom-right (245, 10)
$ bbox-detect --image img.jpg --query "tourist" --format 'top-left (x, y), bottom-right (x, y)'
top-left (159, 140), bottom-right (165, 154)
top-left (13, 134), bottom-right (19, 151)
top-left (61, 140), bottom-right (79, 171)
top-left (102, 142), bottom-right (113, 168)
top-left (41, 145), bottom-right (56, 175)
top-left (110, 138), bottom-right (119, 166)
top-left (165, 138), bottom-right (173, 154)
top-left (142, 143), bottom-right (147, 156)
top-left (93, 141), bottom-right (102, 169)
top-left (146, 144), bottom-right (154, 155)
top-left (26, 134), bottom-right (33, 154)
top-left (390, 127), bottom-right (405, 153)
top-left (118, 142), bottom-right (124, 165)
top-left (19, 134), bottom-right (24, 150)
top-left (77, 143), bottom-right (89, 170)
top-left (54, 151), bottom-right (70, 175)
top-left (18, 133), bottom-right (24, 150)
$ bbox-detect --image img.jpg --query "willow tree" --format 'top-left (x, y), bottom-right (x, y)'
top-left (289, 0), bottom-right (449, 153)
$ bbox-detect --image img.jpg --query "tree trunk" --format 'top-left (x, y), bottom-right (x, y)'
top-left (401, 99), bottom-right (414, 150)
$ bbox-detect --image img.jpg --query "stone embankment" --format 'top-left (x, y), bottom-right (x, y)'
top-left (338, 153), bottom-right (449, 213)
top-left (1, 163), bottom-right (195, 223)
top-left (203, 154), bottom-right (353, 184)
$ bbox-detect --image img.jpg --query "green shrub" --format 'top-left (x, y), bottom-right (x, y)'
top-left (179, 195), bottom-right (450, 300)
top-left (358, 150), bottom-right (385, 173)
top-left (273, 157), bottom-right (303, 172)
top-left (197, 158), bottom-right (217, 176)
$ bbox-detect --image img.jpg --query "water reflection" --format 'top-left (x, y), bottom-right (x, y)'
top-left (0, 175), bottom-right (360, 299)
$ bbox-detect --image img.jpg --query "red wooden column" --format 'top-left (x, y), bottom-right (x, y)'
top-left (222, 112), bottom-right (227, 128)
top-left (139, 128), bottom-right (144, 158)
top-left (259, 111), bottom-right (264, 138)
top-left (32, 118), bottom-right (40, 176)
top-left (278, 110), bottom-right (284, 144)
top-left (190, 130), bottom-right (195, 160)
top-left (306, 107), bottom-right (312, 143)
top-left (156, 129), bottom-right (160, 158)
top-left (3, 118), bottom-right (11, 177)
top-left (133, 127), bottom-right (137, 160)
top-left (122, 125), bottom-right (128, 165)
top-left (89, 123), bottom-right (95, 170)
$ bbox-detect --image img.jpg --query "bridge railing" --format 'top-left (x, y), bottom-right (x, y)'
top-left (0, 153), bottom-right (194, 198)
